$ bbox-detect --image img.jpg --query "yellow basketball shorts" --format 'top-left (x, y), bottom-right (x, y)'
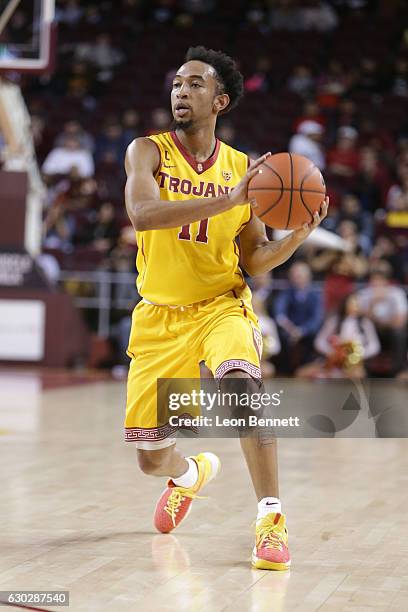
top-left (124, 285), bottom-right (262, 444)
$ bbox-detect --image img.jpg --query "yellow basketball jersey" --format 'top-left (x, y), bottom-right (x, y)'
top-left (135, 131), bottom-right (251, 306)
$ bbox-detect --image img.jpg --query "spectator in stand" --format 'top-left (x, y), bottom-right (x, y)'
top-left (94, 151), bottom-right (124, 203)
top-left (300, 1), bottom-right (339, 32)
top-left (121, 109), bottom-right (141, 145)
top-left (335, 194), bottom-right (373, 248)
top-left (337, 219), bottom-right (371, 256)
top-left (75, 33), bottom-right (124, 69)
top-left (296, 293), bottom-right (380, 379)
top-left (308, 250), bottom-right (367, 312)
top-left (82, 202), bottom-right (119, 254)
top-left (43, 202), bottom-right (76, 252)
top-left (333, 98), bottom-right (359, 130)
top-left (83, 3), bottom-right (104, 25)
top-left (316, 60), bottom-right (348, 108)
top-left (42, 136), bottom-right (94, 178)
top-left (287, 65), bottom-right (315, 98)
top-left (270, 0), bottom-right (303, 31)
top-left (245, 2), bottom-right (267, 26)
top-left (389, 58), bottom-right (408, 97)
top-left (146, 108), bottom-right (172, 135)
top-left (65, 61), bottom-right (94, 98)
top-left (327, 126), bottom-right (360, 178)
top-left (355, 146), bottom-right (389, 214)
top-left (369, 236), bottom-right (406, 285)
top-left (55, 0), bottom-right (84, 26)
top-left (151, 0), bottom-right (177, 23)
top-left (386, 156), bottom-right (408, 211)
top-left (75, 33), bottom-right (124, 81)
top-left (292, 100), bottom-right (326, 132)
top-left (67, 177), bottom-right (100, 211)
top-left (324, 192), bottom-right (373, 246)
top-left (357, 261), bottom-right (408, 375)
top-left (275, 261), bottom-right (323, 373)
top-left (340, 193), bottom-right (373, 234)
top-left (54, 120), bottom-right (94, 152)
top-left (95, 122), bottom-right (127, 165)
top-left (244, 56), bottom-right (273, 93)
top-left (289, 120), bottom-right (325, 170)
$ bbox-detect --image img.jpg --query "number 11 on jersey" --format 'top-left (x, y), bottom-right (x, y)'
top-left (178, 219), bottom-right (209, 244)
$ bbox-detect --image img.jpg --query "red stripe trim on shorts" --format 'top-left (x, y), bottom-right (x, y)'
top-left (125, 413), bottom-right (198, 442)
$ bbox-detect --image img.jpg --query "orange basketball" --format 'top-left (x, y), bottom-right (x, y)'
top-left (248, 152), bottom-right (326, 230)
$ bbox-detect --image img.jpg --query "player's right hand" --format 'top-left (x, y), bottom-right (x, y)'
top-left (227, 152), bottom-right (271, 207)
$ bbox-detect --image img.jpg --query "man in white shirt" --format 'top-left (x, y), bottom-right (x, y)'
top-left (42, 136), bottom-right (94, 178)
top-left (289, 120), bottom-right (326, 170)
top-left (357, 261), bottom-right (408, 374)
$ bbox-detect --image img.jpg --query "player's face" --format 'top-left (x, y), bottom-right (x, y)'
top-left (171, 60), bottom-right (222, 129)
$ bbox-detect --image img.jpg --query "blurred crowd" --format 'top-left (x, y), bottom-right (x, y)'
top-left (250, 260), bottom-right (407, 380)
top-left (1, 0), bottom-right (407, 376)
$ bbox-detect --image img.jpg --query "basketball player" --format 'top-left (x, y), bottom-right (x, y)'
top-left (125, 47), bottom-right (328, 570)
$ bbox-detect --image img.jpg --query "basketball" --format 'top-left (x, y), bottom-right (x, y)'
top-left (248, 153), bottom-right (326, 230)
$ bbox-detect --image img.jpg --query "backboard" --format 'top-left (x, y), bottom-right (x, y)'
top-left (0, 0), bottom-right (55, 73)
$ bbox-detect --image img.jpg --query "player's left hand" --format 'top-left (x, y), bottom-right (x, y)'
top-left (292, 196), bottom-right (329, 242)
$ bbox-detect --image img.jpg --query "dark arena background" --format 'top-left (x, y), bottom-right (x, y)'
top-left (0, 1), bottom-right (407, 611)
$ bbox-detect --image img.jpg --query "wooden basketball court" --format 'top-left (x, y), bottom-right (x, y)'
top-left (0, 370), bottom-right (407, 611)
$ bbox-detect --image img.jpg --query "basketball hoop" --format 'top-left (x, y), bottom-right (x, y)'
top-left (0, 0), bottom-right (56, 74)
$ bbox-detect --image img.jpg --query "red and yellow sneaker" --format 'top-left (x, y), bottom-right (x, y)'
top-left (154, 452), bottom-right (220, 534)
top-left (252, 512), bottom-right (291, 570)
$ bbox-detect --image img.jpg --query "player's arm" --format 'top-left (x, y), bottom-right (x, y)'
top-left (239, 198), bottom-right (329, 276)
top-left (125, 138), bottom-right (269, 231)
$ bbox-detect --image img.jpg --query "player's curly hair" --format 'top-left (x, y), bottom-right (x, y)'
top-left (185, 46), bottom-right (244, 114)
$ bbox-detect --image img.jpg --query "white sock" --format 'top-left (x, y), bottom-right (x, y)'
top-left (172, 458), bottom-right (198, 488)
top-left (257, 497), bottom-right (282, 521)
